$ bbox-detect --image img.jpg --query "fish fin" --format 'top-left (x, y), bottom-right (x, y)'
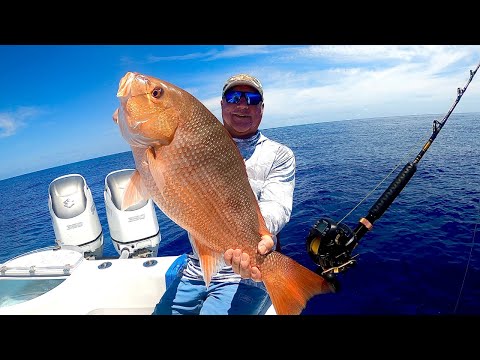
top-left (121, 170), bottom-right (148, 210)
top-left (112, 108), bottom-right (119, 124)
top-left (262, 251), bottom-right (335, 315)
top-left (146, 146), bottom-right (167, 192)
top-left (190, 235), bottom-right (224, 288)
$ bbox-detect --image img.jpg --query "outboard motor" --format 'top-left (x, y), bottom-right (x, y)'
top-left (104, 169), bottom-right (161, 259)
top-left (48, 174), bottom-right (104, 259)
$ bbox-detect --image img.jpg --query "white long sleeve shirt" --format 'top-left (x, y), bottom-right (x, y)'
top-left (183, 131), bottom-right (296, 282)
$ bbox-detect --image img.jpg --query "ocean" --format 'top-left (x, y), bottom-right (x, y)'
top-left (0, 113), bottom-right (479, 315)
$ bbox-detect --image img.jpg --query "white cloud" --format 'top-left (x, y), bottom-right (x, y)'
top-left (199, 45), bottom-right (480, 127)
top-left (0, 107), bottom-right (41, 138)
top-left (0, 115), bottom-right (17, 138)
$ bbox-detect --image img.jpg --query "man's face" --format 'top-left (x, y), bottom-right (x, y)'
top-left (221, 84), bottom-right (264, 139)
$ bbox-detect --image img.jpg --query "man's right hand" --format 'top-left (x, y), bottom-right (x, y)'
top-left (224, 235), bottom-right (274, 282)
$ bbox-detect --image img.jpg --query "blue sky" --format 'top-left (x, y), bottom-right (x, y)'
top-left (1, 45), bottom-right (479, 180)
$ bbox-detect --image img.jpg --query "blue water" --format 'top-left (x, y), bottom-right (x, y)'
top-left (1, 114), bottom-right (479, 315)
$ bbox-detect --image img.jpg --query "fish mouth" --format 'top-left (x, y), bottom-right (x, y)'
top-left (116, 72), bottom-right (155, 147)
top-left (117, 72), bottom-right (150, 98)
top-left (117, 72), bottom-right (136, 97)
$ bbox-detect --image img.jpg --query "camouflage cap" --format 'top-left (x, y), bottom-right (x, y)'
top-left (222, 74), bottom-right (263, 98)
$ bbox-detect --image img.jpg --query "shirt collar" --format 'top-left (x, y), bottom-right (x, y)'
top-left (232, 130), bottom-right (265, 146)
top-left (232, 131), bottom-right (266, 160)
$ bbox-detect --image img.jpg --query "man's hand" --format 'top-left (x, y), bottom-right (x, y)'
top-left (224, 235), bottom-right (274, 282)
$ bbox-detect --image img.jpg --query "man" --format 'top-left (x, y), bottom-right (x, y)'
top-left (152, 74), bottom-right (296, 315)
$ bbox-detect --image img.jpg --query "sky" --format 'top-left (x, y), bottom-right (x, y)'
top-left (1, 45), bottom-right (480, 181)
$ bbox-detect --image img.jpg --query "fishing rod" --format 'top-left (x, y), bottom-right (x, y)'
top-left (305, 61), bottom-right (480, 286)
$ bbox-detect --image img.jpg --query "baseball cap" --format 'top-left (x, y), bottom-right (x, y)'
top-left (222, 74), bottom-right (263, 98)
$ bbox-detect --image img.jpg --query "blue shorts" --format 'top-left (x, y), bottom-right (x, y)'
top-left (152, 275), bottom-right (272, 315)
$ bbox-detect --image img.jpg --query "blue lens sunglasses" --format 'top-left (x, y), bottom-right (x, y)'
top-left (224, 90), bottom-right (263, 105)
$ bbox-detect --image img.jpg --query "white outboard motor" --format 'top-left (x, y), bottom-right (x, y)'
top-left (48, 174), bottom-right (104, 259)
top-left (104, 169), bottom-right (160, 259)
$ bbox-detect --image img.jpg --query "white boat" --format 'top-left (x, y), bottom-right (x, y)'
top-left (0, 170), bottom-right (276, 315)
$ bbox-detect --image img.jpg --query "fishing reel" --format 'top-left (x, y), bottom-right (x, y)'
top-left (306, 217), bottom-right (359, 282)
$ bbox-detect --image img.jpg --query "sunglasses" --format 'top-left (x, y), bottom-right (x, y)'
top-left (224, 90), bottom-right (263, 105)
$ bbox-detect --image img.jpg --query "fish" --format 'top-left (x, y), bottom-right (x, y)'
top-left (112, 71), bottom-right (334, 315)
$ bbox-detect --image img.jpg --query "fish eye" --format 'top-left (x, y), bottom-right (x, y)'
top-left (151, 88), bottom-right (162, 99)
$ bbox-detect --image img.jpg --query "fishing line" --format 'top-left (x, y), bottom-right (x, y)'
top-left (338, 128), bottom-right (433, 226)
top-left (453, 196), bottom-right (480, 314)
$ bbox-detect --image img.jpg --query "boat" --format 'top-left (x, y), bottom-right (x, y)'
top-left (0, 170), bottom-right (276, 315)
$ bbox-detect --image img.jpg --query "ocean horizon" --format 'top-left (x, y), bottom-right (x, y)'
top-left (1, 113), bottom-right (479, 315)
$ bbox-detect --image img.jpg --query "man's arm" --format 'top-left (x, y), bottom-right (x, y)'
top-left (225, 144), bottom-right (296, 280)
top-left (258, 145), bottom-right (295, 248)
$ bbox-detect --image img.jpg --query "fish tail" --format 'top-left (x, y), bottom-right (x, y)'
top-left (262, 251), bottom-right (334, 315)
